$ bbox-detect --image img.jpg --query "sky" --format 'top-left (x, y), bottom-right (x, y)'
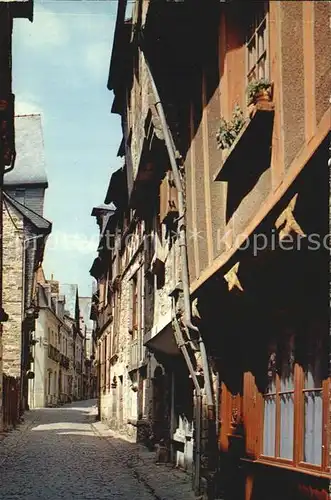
top-left (12, 0), bottom-right (126, 297)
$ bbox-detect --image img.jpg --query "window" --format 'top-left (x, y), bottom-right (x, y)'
top-left (112, 290), bottom-right (120, 356)
top-left (131, 274), bottom-right (139, 339)
top-left (263, 343), bottom-right (277, 457)
top-left (303, 336), bottom-right (323, 466)
top-left (48, 371), bottom-right (52, 395)
top-left (263, 334), bottom-right (295, 460)
top-left (246, 1), bottom-right (269, 83)
top-left (261, 326), bottom-right (328, 472)
top-left (279, 335), bottom-right (295, 460)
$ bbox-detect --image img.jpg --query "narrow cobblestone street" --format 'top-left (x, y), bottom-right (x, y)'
top-left (0, 400), bottom-right (195, 500)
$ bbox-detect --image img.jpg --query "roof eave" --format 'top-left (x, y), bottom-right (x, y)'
top-left (107, 0), bottom-right (127, 91)
top-left (3, 181), bottom-right (49, 189)
top-left (6, 0), bottom-right (34, 22)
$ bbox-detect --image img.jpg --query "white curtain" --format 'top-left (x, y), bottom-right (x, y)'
top-left (280, 393), bottom-right (294, 459)
top-left (280, 368), bottom-right (294, 460)
top-left (263, 395), bottom-right (276, 456)
top-left (304, 365), bottom-right (323, 465)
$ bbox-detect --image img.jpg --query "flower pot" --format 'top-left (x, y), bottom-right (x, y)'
top-left (254, 89), bottom-right (271, 104)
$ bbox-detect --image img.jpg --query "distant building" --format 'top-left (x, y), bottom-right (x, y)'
top-left (78, 296), bottom-right (96, 399)
top-left (2, 114), bottom-right (51, 425)
top-left (29, 270), bottom-right (73, 408)
top-left (59, 283), bottom-right (84, 401)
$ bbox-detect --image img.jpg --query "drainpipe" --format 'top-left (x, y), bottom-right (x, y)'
top-left (144, 58), bottom-right (215, 415)
top-left (172, 311), bottom-right (202, 494)
top-left (143, 55), bottom-right (216, 494)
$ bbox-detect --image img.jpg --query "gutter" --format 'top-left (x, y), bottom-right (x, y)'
top-left (143, 56), bottom-right (214, 415)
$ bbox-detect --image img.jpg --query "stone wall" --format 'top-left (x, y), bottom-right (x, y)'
top-left (2, 204), bottom-right (24, 379)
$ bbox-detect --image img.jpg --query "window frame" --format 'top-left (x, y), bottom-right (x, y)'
top-left (131, 273), bottom-right (139, 339)
top-left (245, 1), bottom-right (270, 85)
top-left (260, 331), bottom-right (329, 474)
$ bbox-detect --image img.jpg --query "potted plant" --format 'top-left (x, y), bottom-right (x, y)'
top-left (247, 78), bottom-right (272, 105)
top-left (216, 104), bottom-right (245, 150)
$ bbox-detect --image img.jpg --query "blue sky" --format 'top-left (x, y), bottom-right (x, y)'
top-left (12, 0), bottom-right (124, 296)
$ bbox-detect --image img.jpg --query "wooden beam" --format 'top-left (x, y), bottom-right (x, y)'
top-left (202, 73), bottom-right (214, 265)
top-left (190, 104), bottom-right (200, 279)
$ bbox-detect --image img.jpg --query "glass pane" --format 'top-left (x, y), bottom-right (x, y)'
top-left (263, 395), bottom-right (276, 456)
top-left (248, 38), bottom-right (256, 72)
top-left (258, 22), bottom-right (266, 58)
top-left (280, 393), bottom-right (294, 459)
top-left (304, 391), bottom-right (323, 465)
top-left (248, 68), bottom-right (257, 83)
top-left (257, 60), bottom-right (266, 80)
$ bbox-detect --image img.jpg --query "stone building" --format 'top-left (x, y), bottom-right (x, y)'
top-left (2, 113), bottom-right (51, 426)
top-left (78, 296), bottom-right (96, 399)
top-left (59, 283), bottom-right (84, 401)
top-left (0, 0), bottom-right (34, 431)
top-left (29, 270), bottom-right (73, 408)
top-left (91, 0), bottom-right (196, 470)
top-left (101, 2), bottom-right (330, 500)
top-left (99, 0), bottom-right (199, 471)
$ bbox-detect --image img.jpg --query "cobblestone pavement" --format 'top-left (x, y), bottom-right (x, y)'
top-left (0, 399), bottom-right (196, 500)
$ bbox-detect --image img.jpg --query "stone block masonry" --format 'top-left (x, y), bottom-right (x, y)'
top-left (2, 205), bottom-right (24, 379)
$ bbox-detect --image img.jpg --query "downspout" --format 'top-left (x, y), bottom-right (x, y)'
top-left (143, 58), bottom-right (215, 417)
top-left (173, 310), bottom-right (202, 494)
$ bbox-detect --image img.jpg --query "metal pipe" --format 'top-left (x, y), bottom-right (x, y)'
top-left (144, 57), bottom-right (215, 415)
top-left (173, 313), bottom-right (201, 493)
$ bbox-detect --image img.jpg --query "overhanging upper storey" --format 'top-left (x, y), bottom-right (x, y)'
top-left (1, 0), bottom-right (34, 21)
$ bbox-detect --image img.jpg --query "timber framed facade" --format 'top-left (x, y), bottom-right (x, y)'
top-left (92, 1), bottom-right (330, 499)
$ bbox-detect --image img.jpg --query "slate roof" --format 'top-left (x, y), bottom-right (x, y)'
top-left (4, 114), bottom-right (48, 187)
top-left (3, 191), bottom-right (52, 233)
top-left (59, 284), bottom-right (78, 320)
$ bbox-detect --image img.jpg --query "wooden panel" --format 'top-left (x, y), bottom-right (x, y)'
top-left (185, 123), bottom-right (196, 282)
top-left (202, 74), bottom-right (213, 265)
top-left (226, 12), bottom-right (245, 114)
top-left (190, 106), bottom-right (330, 294)
top-left (219, 10), bottom-right (229, 119)
top-left (244, 371), bottom-right (259, 459)
top-left (194, 96), bottom-right (209, 274)
top-left (219, 382), bottom-right (230, 452)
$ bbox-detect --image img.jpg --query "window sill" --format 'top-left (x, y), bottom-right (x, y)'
top-left (240, 458), bottom-right (330, 479)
